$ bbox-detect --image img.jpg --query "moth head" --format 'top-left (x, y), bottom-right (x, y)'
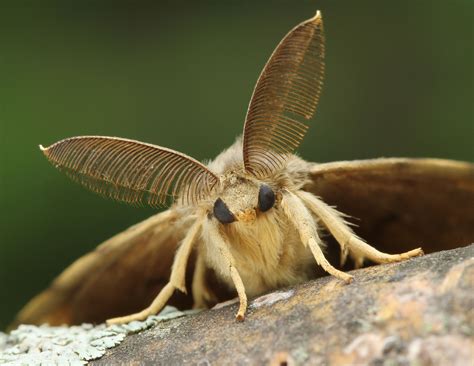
top-left (39, 11), bottom-right (324, 219)
top-left (211, 175), bottom-right (277, 225)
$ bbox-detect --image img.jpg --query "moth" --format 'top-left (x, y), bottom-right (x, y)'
top-left (13, 11), bottom-right (474, 328)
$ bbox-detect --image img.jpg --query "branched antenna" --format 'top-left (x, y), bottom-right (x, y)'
top-left (41, 136), bottom-right (218, 207)
top-left (243, 11), bottom-right (325, 178)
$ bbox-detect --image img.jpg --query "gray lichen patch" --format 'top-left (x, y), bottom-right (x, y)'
top-left (0, 306), bottom-right (194, 365)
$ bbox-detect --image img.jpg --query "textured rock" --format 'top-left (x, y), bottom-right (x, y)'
top-left (91, 244), bottom-right (474, 365)
top-left (3, 245), bottom-right (471, 365)
top-left (0, 307), bottom-right (196, 365)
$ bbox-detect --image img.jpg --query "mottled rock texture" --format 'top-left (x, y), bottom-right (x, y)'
top-left (93, 244), bottom-right (474, 366)
top-left (0, 308), bottom-right (193, 365)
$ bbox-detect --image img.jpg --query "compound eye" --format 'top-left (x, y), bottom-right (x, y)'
top-left (258, 184), bottom-right (275, 212)
top-left (213, 198), bottom-right (236, 224)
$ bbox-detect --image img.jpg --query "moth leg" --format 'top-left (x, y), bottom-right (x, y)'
top-left (192, 251), bottom-right (217, 309)
top-left (205, 221), bottom-right (248, 321)
top-left (281, 190), bottom-right (353, 283)
top-left (296, 191), bottom-right (424, 268)
top-left (106, 218), bottom-right (203, 325)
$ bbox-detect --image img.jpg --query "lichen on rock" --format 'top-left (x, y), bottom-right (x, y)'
top-left (0, 306), bottom-right (196, 365)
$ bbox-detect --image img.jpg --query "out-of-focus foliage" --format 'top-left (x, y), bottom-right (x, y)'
top-left (0, 1), bottom-right (472, 328)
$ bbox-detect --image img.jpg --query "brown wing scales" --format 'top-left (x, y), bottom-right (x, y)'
top-left (305, 158), bottom-right (474, 255)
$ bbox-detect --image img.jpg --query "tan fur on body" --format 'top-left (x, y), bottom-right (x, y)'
top-left (201, 139), bottom-right (316, 298)
top-left (108, 140), bottom-right (323, 324)
top-left (108, 139), bottom-right (422, 324)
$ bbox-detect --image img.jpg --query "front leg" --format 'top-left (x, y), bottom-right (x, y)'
top-left (296, 190), bottom-right (423, 268)
top-left (107, 217), bottom-right (203, 325)
top-left (281, 190), bottom-right (353, 283)
top-left (192, 251), bottom-right (218, 309)
top-left (204, 220), bottom-right (248, 320)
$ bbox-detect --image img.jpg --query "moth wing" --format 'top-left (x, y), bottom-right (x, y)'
top-left (305, 158), bottom-right (474, 254)
top-left (11, 208), bottom-right (195, 327)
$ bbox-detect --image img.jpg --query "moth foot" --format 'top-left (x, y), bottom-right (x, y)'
top-left (106, 310), bottom-right (150, 325)
top-left (395, 247), bottom-right (424, 260)
top-left (321, 259), bottom-right (354, 283)
top-left (338, 271), bottom-right (354, 284)
top-left (346, 235), bottom-right (424, 268)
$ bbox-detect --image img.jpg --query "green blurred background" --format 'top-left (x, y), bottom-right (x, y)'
top-left (0, 1), bottom-right (472, 329)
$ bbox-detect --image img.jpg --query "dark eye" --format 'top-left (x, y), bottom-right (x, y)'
top-left (213, 198), bottom-right (236, 224)
top-left (258, 184), bottom-right (275, 212)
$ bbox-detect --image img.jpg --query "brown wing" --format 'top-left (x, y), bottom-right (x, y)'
top-left (304, 158), bottom-right (474, 254)
top-left (10, 209), bottom-right (196, 328)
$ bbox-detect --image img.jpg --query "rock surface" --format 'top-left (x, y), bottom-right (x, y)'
top-left (93, 244), bottom-right (474, 365)
top-left (0, 307), bottom-right (196, 365)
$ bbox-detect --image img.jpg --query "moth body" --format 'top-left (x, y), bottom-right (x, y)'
top-left (198, 139), bottom-right (315, 298)
top-left (14, 11), bottom-right (433, 328)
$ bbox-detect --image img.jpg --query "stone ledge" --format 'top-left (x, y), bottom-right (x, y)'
top-left (93, 244), bottom-right (474, 365)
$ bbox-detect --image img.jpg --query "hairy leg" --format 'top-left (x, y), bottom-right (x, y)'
top-left (205, 220), bottom-right (248, 320)
top-left (191, 251), bottom-right (217, 309)
top-left (107, 217), bottom-right (203, 325)
top-left (281, 190), bottom-right (353, 282)
top-left (296, 190), bottom-right (423, 268)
